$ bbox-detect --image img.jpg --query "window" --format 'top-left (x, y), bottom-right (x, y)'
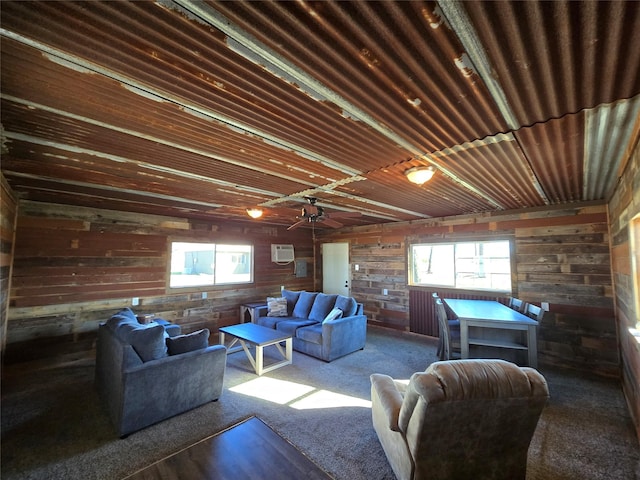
top-left (169, 242), bottom-right (253, 288)
top-left (409, 240), bottom-right (512, 292)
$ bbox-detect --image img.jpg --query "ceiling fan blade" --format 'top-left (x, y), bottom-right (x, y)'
top-left (321, 217), bottom-right (344, 228)
top-left (287, 219), bottom-right (307, 230)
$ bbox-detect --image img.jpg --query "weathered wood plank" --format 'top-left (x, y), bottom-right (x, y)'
top-left (516, 223), bottom-right (609, 238)
top-left (498, 212), bottom-right (608, 231)
top-left (11, 270), bottom-right (165, 287)
top-left (17, 217), bottom-right (90, 231)
top-left (517, 244), bottom-right (610, 254)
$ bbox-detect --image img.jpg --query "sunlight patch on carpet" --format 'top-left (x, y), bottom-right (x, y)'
top-left (229, 377), bottom-right (371, 409)
top-left (230, 377), bottom-right (315, 404)
top-left (290, 389), bottom-right (371, 410)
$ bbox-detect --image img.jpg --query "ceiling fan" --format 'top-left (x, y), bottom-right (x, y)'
top-left (287, 197), bottom-right (362, 230)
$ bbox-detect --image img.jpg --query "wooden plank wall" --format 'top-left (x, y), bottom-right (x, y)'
top-left (608, 133), bottom-right (640, 441)
top-left (5, 201), bottom-right (314, 363)
top-left (1, 174), bottom-right (18, 359)
top-left (316, 202), bottom-right (617, 377)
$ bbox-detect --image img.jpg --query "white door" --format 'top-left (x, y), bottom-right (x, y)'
top-left (322, 242), bottom-right (350, 296)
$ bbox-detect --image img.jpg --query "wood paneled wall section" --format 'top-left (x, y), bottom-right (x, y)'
top-left (608, 131), bottom-right (640, 442)
top-left (1, 174), bottom-right (18, 360)
top-left (5, 201), bottom-right (314, 363)
top-left (316, 202), bottom-right (617, 376)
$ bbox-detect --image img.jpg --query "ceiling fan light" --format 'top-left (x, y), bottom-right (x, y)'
top-left (246, 208), bottom-right (263, 219)
top-left (405, 166), bottom-right (435, 185)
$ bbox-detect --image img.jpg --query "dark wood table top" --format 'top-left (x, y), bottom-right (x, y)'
top-left (123, 416), bottom-right (331, 479)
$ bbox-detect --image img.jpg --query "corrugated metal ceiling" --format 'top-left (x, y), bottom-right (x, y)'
top-left (1, 0), bottom-right (639, 229)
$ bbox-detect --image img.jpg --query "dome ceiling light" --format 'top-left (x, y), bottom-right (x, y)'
top-left (405, 166), bottom-right (435, 185)
top-left (246, 208), bottom-right (263, 219)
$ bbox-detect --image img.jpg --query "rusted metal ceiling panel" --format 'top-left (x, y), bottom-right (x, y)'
top-left (515, 112), bottom-right (585, 204)
top-left (359, 163), bottom-right (496, 218)
top-left (1, 143), bottom-right (267, 209)
top-left (207, 0), bottom-right (509, 154)
top-left (459, 0), bottom-right (640, 128)
top-left (583, 95), bottom-right (640, 200)
top-left (5, 175), bottom-right (222, 215)
top-left (4, 165), bottom-right (342, 227)
top-left (515, 96), bottom-right (640, 204)
top-left (2, 101), bottom-right (316, 198)
top-left (8, 179), bottom-right (311, 227)
top-left (425, 135), bottom-right (548, 210)
top-left (0, 40), bottom-right (359, 186)
top-left (0, 1), bottom-right (407, 173)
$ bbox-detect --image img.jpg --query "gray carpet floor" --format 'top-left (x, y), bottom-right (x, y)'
top-left (1, 326), bottom-right (639, 480)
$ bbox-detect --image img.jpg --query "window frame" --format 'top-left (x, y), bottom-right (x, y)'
top-left (407, 237), bottom-right (515, 294)
top-left (630, 214), bottom-right (640, 330)
top-left (167, 240), bottom-right (255, 291)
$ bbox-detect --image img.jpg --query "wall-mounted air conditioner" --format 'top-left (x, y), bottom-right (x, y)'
top-left (271, 244), bottom-right (295, 263)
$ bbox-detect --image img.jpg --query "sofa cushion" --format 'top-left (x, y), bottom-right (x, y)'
top-left (292, 292), bottom-right (318, 318)
top-left (166, 328), bottom-right (210, 355)
top-left (257, 316), bottom-right (285, 329)
top-left (267, 297), bottom-right (288, 317)
top-left (308, 293), bottom-right (338, 322)
top-left (335, 295), bottom-right (358, 317)
top-left (146, 318), bottom-right (182, 337)
top-left (117, 322), bottom-right (168, 362)
top-left (276, 319), bottom-right (319, 336)
top-left (296, 324), bottom-right (323, 345)
top-left (282, 289), bottom-right (302, 315)
top-left (323, 307), bottom-right (343, 323)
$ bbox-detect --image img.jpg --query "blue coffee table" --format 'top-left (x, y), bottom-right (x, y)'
top-left (219, 323), bottom-right (292, 375)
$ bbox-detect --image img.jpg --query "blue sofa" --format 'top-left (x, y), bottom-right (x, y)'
top-left (255, 290), bottom-right (367, 362)
top-left (95, 308), bottom-right (226, 437)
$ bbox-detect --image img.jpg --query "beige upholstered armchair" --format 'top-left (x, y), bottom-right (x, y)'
top-left (370, 359), bottom-right (549, 480)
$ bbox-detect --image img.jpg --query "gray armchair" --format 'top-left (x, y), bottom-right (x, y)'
top-left (95, 309), bottom-right (226, 437)
top-left (370, 359), bottom-right (549, 480)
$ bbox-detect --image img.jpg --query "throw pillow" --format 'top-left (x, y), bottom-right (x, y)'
top-left (117, 322), bottom-right (167, 362)
top-left (282, 289), bottom-right (302, 315)
top-left (309, 293), bottom-right (338, 322)
top-left (322, 307), bottom-right (343, 323)
top-left (292, 291), bottom-right (318, 318)
top-left (267, 297), bottom-right (288, 317)
top-left (335, 295), bottom-right (358, 317)
top-left (167, 329), bottom-right (210, 355)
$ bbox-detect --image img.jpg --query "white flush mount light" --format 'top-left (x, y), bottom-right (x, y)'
top-left (405, 166), bottom-right (435, 185)
top-left (246, 208), bottom-right (263, 219)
